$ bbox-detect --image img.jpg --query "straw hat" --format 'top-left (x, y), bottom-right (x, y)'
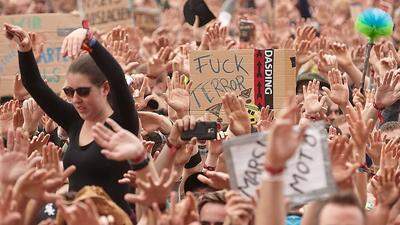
top-left (56, 186), bottom-right (132, 225)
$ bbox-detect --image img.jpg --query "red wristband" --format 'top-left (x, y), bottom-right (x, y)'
top-left (373, 102), bottom-right (384, 124)
top-left (264, 164), bottom-right (285, 175)
top-left (81, 20), bottom-right (94, 53)
top-left (373, 102), bottom-right (385, 111)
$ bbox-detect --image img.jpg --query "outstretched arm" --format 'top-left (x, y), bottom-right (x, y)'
top-left (5, 23), bottom-right (79, 132)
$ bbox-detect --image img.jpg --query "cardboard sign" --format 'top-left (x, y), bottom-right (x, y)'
top-left (0, 13), bottom-right (81, 96)
top-left (189, 49), bottom-right (296, 121)
top-left (223, 122), bottom-right (337, 205)
top-left (78, 0), bottom-right (133, 32)
top-left (133, 7), bottom-right (161, 34)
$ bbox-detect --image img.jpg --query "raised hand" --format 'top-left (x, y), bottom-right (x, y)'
top-left (3, 23), bottom-right (32, 52)
top-left (60, 28), bottom-right (88, 59)
top-left (316, 51), bottom-right (338, 76)
top-left (13, 74), bottom-right (29, 101)
top-left (152, 192), bottom-right (198, 225)
top-left (329, 42), bottom-right (353, 68)
top-left (12, 108), bottom-right (23, 131)
top-left (92, 118), bottom-right (145, 162)
top-left (154, 36), bottom-right (170, 52)
top-left (265, 96), bottom-right (305, 170)
top-left (329, 136), bottom-right (358, 189)
top-left (370, 168), bottom-right (399, 207)
top-left (56, 199), bottom-right (100, 225)
top-left (0, 129), bottom-right (41, 185)
top-left (171, 44), bottom-right (191, 75)
top-left (118, 170), bottom-right (136, 188)
top-left (256, 105), bottom-right (274, 132)
top-left (379, 139), bottom-right (400, 171)
top-left (296, 40), bottom-right (316, 68)
top-left (132, 77), bottom-right (149, 110)
top-left (225, 191), bottom-right (255, 225)
top-left (367, 129), bottom-right (384, 165)
top-left (379, 50), bottom-right (397, 75)
top-left (13, 168), bottom-right (61, 202)
top-left (29, 32), bottom-right (44, 60)
top-left (222, 93), bottom-right (251, 136)
top-left (303, 79), bottom-right (327, 114)
top-left (28, 132), bottom-right (50, 156)
top-left (125, 169), bottom-right (178, 206)
top-left (346, 103), bottom-right (374, 151)
top-left (294, 26), bottom-right (317, 67)
top-left (41, 114), bottom-right (57, 133)
top-left (138, 111), bottom-right (172, 137)
top-left (322, 69), bottom-right (350, 108)
top-left (147, 47), bottom-right (173, 78)
top-left (7, 127), bottom-right (30, 156)
top-left (106, 40), bottom-right (139, 74)
top-left (174, 138), bottom-right (197, 167)
top-left (352, 88), bottom-right (366, 109)
top-left (0, 100), bottom-right (19, 136)
top-left (197, 170), bottom-right (230, 190)
top-left (374, 69), bottom-right (400, 109)
top-left (294, 26), bottom-right (317, 48)
top-left (204, 23), bottom-right (228, 50)
top-left (167, 115), bottom-right (197, 147)
top-left (365, 88), bottom-right (375, 106)
top-left (22, 98), bottom-right (44, 134)
top-left (0, 186), bottom-right (21, 225)
top-left (163, 72), bottom-right (192, 118)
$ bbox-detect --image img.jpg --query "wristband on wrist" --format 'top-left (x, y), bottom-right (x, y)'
top-left (373, 102), bottom-right (385, 111)
top-left (373, 102), bottom-right (385, 124)
top-left (264, 164), bottom-right (285, 175)
top-left (81, 20), bottom-right (95, 52)
top-left (129, 155), bottom-right (150, 171)
top-left (184, 151), bottom-right (202, 169)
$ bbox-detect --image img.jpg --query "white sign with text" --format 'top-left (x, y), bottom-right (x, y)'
top-left (223, 122), bottom-right (337, 205)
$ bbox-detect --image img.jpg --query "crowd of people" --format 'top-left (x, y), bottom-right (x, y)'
top-left (0, 0), bottom-right (400, 225)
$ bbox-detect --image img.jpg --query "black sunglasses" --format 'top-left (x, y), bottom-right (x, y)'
top-left (63, 86), bottom-right (91, 98)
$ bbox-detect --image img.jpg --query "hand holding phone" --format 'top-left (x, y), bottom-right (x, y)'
top-left (181, 121), bottom-right (218, 141)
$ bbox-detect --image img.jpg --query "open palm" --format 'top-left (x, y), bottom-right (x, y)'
top-left (167, 89), bottom-right (190, 113)
top-left (92, 118), bottom-right (144, 161)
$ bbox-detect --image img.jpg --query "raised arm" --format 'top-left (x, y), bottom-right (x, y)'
top-left (90, 42), bottom-right (139, 134)
top-left (61, 28), bottom-right (139, 135)
top-left (4, 23), bottom-right (79, 132)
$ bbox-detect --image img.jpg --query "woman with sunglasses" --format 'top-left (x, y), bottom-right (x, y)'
top-left (4, 24), bottom-right (139, 215)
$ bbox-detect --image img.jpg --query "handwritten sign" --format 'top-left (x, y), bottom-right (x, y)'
top-left (223, 122), bottom-right (337, 205)
top-left (189, 49), bottom-right (296, 121)
top-left (133, 7), bottom-right (161, 34)
top-left (78, 0), bottom-right (133, 32)
top-left (0, 13), bottom-right (81, 96)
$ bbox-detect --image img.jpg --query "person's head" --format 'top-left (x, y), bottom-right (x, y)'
top-left (380, 121), bottom-right (400, 143)
top-left (184, 172), bottom-right (216, 198)
top-left (64, 54), bottom-right (111, 121)
top-left (318, 192), bottom-right (365, 225)
top-left (198, 191), bottom-right (227, 225)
